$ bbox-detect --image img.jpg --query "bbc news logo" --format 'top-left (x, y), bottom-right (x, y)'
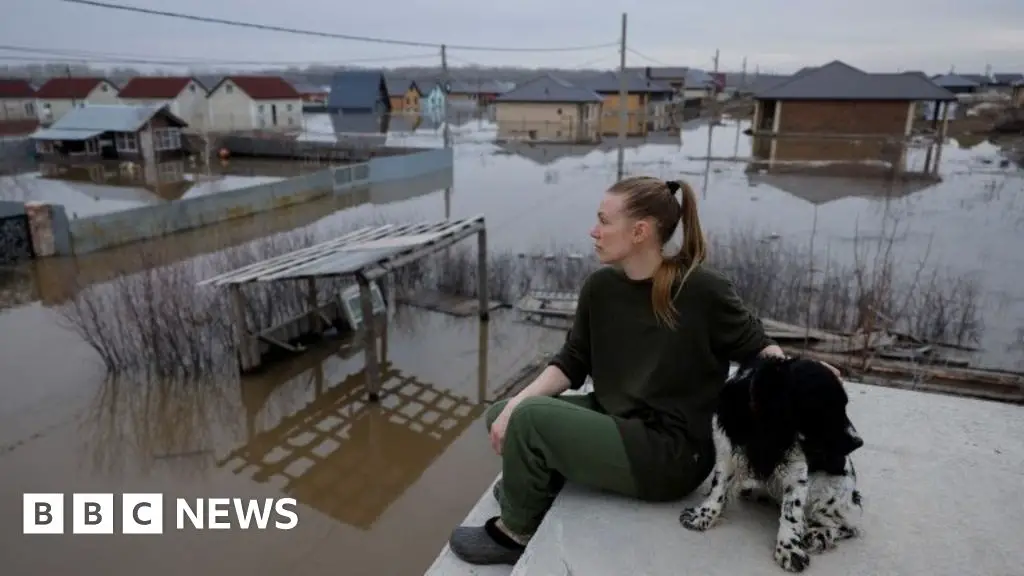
top-left (23, 493), bottom-right (299, 534)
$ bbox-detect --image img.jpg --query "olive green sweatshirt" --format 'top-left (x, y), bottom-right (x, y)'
top-left (548, 264), bottom-right (774, 501)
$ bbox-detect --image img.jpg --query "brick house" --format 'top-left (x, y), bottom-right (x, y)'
top-left (117, 76), bottom-right (209, 130)
top-left (34, 77), bottom-right (120, 125)
top-left (579, 71), bottom-right (674, 136)
top-left (494, 74), bottom-right (604, 143)
top-left (751, 60), bottom-right (956, 167)
top-left (205, 76), bottom-right (303, 133)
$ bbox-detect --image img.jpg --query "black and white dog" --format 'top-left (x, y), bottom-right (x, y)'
top-left (679, 356), bottom-right (864, 573)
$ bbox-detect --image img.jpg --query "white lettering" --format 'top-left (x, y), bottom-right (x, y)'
top-left (175, 499), bottom-right (203, 529)
top-left (208, 498), bottom-right (231, 529)
top-left (232, 498), bottom-right (273, 529)
top-left (274, 498), bottom-right (298, 529)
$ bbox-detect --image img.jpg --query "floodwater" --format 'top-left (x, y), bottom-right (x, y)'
top-left (1, 114), bottom-right (1023, 575)
top-left (0, 163), bottom-right (288, 219)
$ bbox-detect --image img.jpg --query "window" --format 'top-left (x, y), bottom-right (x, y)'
top-left (286, 104), bottom-right (293, 112)
top-left (35, 141), bottom-right (53, 154)
top-left (100, 84), bottom-right (108, 92)
top-left (115, 133), bottom-right (138, 153)
top-left (258, 104), bottom-right (265, 113)
top-left (226, 85), bottom-right (233, 94)
top-left (85, 139), bottom-right (98, 154)
top-left (24, 102), bottom-right (34, 115)
top-left (189, 84), bottom-right (196, 93)
top-left (153, 128), bottom-right (181, 151)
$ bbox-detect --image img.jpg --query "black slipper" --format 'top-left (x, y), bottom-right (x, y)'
top-left (448, 516), bottom-right (526, 565)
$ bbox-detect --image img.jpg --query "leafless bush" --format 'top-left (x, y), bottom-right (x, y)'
top-left (709, 225), bottom-right (984, 348)
top-left (58, 219), bottom-right (431, 377)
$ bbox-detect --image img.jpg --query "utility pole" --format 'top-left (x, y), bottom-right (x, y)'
top-left (616, 12), bottom-right (627, 181)
top-left (441, 44), bottom-right (451, 150)
top-left (739, 56), bottom-right (747, 93)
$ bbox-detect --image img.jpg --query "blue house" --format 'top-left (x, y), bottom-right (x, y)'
top-left (326, 70), bottom-right (390, 115)
top-left (417, 79), bottom-right (448, 114)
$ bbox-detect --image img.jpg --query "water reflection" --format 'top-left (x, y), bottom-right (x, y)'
top-left (84, 372), bottom-right (239, 479)
top-left (217, 318), bottom-right (489, 530)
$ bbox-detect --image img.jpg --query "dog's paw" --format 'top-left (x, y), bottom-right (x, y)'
top-left (774, 538), bottom-right (810, 572)
top-left (679, 506), bottom-right (718, 531)
top-left (802, 527), bottom-right (835, 554)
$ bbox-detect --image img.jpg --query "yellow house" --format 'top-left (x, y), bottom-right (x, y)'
top-left (582, 71), bottom-right (675, 136)
top-left (494, 74), bottom-right (603, 143)
top-left (385, 78), bottom-right (421, 113)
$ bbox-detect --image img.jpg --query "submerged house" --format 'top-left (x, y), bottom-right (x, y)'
top-left (750, 60), bottom-right (956, 173)
top-left (0, 78), bottom-right (37, 122)
top-left (327, 70), bottom-right (390, 116)
top-left (580, 71), bottom-right (674, 136)
top-left (384, 77), bottom-right (421, 113)
top-left (930, 73), bottom-right (981, 96)
top-left (494, 74), bottom-right (603, 143)
top-left (205, 75), bottom-right (303, 133)
top-left (30, 103), bottom-right (188, 164)
top-left (416, 79), bottom-right (448, 113)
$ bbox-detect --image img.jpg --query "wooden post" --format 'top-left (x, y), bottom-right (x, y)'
top-left (932, 101), bottom-right (950, 175)
top-left (306, 277), bottom-right (321, 335)
top-left (477, 317), bottom-right (489, 404)
top-left (476, 224), bottom-right (490, 321)
top-left (229, 284), bottom-right (257, 371)
top-left (357, 274), bottom-right (381, 401)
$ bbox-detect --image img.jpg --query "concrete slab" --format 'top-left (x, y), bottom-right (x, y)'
top-left (429, 382), bottom-right (1024, 576)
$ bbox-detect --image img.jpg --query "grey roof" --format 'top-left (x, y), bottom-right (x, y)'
top-left (327, 70), bottom-right (387, 110)
top-left (931, 73), bottom-right (981, 88)
top-left (736, 73), bottom-right (791, 93)
top-left (384, 76), bottom-right (415, 97)
top-left (31, 103), bottom-right (185, 140)
top-left (755, 60), bottom-right (957, 101)
top-left (993, 73), bottom-right (1024, 85)
top-left (495, 74), bottom-right (603, 104)
top-left (960, 73), bottom-right (991, 85)
top-left (580, 71), bottom-right (674, 94)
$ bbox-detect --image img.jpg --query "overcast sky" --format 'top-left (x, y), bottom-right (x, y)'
top-left (3, 0), bottom-right (1023, 74)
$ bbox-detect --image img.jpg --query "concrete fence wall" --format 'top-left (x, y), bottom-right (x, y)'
top-left (368, 147), bottom-right (453, 182)
top-left (57, 146), bottom-right (453, 256)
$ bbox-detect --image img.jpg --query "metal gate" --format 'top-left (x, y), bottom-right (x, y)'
top-left (0, 214), bottom-right (33, 264)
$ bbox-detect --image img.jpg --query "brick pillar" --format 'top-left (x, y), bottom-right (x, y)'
top-left (24, 201), bottom-right (55, 258)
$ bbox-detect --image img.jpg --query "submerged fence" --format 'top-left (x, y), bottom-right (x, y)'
top-left (50, 146), bottom-right (452, 256)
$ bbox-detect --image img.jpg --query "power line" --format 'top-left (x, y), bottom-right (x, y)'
top-left (0, 45), bottom-right (440, 67)
top-left (625, 48), bottom-right (671, 67)
top-left (58, 0), bottom-right (619, 53)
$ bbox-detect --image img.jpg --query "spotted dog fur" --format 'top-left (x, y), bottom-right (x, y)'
top-left (679, 356), bottom-right (864, 573)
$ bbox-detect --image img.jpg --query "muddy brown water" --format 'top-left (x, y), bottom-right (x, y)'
top-left (1, 117), bottom-right (1023, 575)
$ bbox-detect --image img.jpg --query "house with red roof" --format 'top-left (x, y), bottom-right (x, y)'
top-left (205, 75), bottom-right (302, 133)
top-left (118, 76), bottom-right (208, 129)
top-left (0, 78), bottom-right (37, 122)
top-left (34, 77), bottom-right (120, 125)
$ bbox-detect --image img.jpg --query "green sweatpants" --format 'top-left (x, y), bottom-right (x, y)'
top-left (485, 393), bottom-right (639, 535)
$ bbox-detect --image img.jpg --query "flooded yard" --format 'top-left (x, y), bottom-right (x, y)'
top-left (1, 114), bottom-right (1023, 575)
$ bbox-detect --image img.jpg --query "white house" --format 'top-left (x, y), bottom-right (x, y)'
top-left (0, 78), bottom-right (37, 122)
top-left (34, 77), bottom-right (120, 125)
top-left (117, 76), bottom-right (208, 130)
top-left (205, 76), bottom-right (303, 133)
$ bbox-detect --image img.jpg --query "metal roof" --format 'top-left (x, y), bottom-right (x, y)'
top-left (30, 127), bottom-right (104, 141)
top-left (327, 70), bottom-right (389, 111)
top-left (495, 74), bottom-right (603, 104)
top-left (755, 60), bottom-right (957, 101)
top-left (931, 73), bottom-right (981, 88)
top-left (31, 103), bottom-right (185, 138)
top-left (579, 71), bottom-right (674, 94)
top-left (197, 216), bottom-right (486, 285)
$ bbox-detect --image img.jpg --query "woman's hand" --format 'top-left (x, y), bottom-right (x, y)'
top-left (489, 398), bottom-right (521, 455)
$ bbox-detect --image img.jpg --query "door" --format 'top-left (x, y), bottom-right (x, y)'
top-left (271, 104), bottom-right (278, 126)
